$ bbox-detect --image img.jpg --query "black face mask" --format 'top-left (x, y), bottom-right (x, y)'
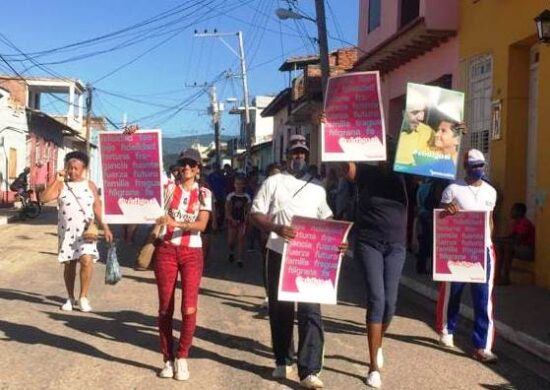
top-left (288, 159), bottom-right (308, 178)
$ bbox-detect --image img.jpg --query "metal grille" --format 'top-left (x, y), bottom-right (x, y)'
top-left (464, 55), bottom-right (493, 177)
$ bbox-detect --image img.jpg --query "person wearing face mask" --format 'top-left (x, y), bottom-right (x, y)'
top-left (250, 134), bottom-right (333, 389)
top-left (435, 149), bottom-right (499, 364)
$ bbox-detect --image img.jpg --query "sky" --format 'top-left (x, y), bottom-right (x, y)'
top-left (0, 0), bottom-right (358, 138)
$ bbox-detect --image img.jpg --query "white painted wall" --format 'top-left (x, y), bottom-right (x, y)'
top-left (253, 96), bottom-right (275, 146)
top-left (0, 91), bottom-right (28, 193)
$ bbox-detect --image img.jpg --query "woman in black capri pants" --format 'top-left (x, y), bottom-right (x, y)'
top-left (342, 154), bottom-right (408, 389)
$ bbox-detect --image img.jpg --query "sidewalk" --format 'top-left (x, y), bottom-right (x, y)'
top-left (0, 205), bottom-right (18, 225)
top-left (400, 254), bottom-right (550, 363)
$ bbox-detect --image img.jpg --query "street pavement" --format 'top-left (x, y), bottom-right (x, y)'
top-left (1, 209), bottom-right (549, 389)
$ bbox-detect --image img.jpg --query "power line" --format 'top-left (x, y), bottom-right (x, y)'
top-left (124, 70), bottom-right (226, 127)
top-left (0, 0), bottom-right (205, 61)
top-left (326, 0), bottom-right (345, 44)
top-left (91, 0), bottom-right (258, 85)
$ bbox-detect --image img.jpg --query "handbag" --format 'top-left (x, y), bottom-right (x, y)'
top-left (66, 182), bottom-right (98, 243)
top-left (135, 187), bottom-right (175, 271)
top-left (135, 224), bottom-right (161, 270)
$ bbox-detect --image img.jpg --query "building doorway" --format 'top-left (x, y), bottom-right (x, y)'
top-left (526, 46), bottom-right (539, 222)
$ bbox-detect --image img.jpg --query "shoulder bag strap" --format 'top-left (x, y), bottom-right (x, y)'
top-left (291, 175), bottom-right (314, 199)
top-left (65, 182), bottom-right (91, 222)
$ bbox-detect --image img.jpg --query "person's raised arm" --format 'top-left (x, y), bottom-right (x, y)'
top-left (339, 162), bottom-right (357, 182)
top-left (40, 171), bottom-right (64, 203)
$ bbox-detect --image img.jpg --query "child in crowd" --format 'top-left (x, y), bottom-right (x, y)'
top-left (225, 175), bottom-right (251, 267)
top-left (496, 202), bottom-right (535, 285)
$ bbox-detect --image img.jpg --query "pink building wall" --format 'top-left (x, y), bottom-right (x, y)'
top-left (357, 0), bottom-right (460, 135)
top-left (380, 38), bottom-right (459, 133)
top-left (358, 0), bottom-right (458, 53)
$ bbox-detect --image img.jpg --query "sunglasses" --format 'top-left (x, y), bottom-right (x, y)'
top-left (469, 163), bottom-right (485, 169)
top-left (179, 159), bottom-right (198, 168)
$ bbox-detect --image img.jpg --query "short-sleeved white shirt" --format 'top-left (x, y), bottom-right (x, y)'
top-left (251, 172), bottom-right (333, 254)
top-left (159, 182), bottom-right (212, 248)
top-left (441, 179), bottom-right (497, 243)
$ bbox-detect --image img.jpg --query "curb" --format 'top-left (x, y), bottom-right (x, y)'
top-left (0, 213), bottom-right (19, 225)
top-left (400, 275), bottom-right (550, 364)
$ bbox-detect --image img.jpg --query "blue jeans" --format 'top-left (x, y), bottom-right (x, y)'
top-left (355, 240), bottom-right (406, 323)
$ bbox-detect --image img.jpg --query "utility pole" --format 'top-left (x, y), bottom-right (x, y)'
top-left (237, 31), bottom-right (252, 171)
top-left (209, 86), bottom-right (221, 166)
top-left (85, 83), bottom-right (93, 155)
top-left (314, 0), bottom-right (330, 167)
top-left (314, 0), bottom-right (330, 97)
top-left (194, 30), bottom-right (251, 171)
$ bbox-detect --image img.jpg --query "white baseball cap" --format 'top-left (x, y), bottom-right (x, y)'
top-left (466, 149), bottom-right (485, 165)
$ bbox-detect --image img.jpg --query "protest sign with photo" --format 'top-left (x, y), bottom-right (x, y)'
top-left (433, 210), bottom-right (488, 283)
top-left (278, 216), bottom-right (353, 304)
top-left (321, 71), bottom-right (386, 162)
top-left (99, 130), bottom-right (164, 224)
top-left (394, 83), bottom-right (465, 180)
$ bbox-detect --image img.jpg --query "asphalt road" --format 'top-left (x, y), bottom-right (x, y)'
top-left (0, 209), bottom-right (548, 389)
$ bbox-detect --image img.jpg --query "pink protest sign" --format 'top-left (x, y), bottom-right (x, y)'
top-left (99, 130), bottom-right (164, 224)
top-left (278, 216), bottom-right (353, 304)
top-left (321, 71), bottom-right (386, 162)
top-left (433, 210), bottom-right (488, 283)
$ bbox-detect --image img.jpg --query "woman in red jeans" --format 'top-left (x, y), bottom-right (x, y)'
top-left (154, 148), bottom-right (211, 381)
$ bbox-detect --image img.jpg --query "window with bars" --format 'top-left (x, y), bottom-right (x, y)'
top-left (469, 129), bottom-right (490, 154)
top-left (464, 54), bottom-right (493, 176)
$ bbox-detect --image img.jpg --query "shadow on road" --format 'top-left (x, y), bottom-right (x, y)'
top-left (0, 319), bottom-right (158, 372)
top-left (4, 217), bottom-right (548, 388)
top-left (0, 288), bottom-right (61, 308)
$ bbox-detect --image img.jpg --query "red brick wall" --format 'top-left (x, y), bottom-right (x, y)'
top-left (0, 78), bottom-right (27, 107)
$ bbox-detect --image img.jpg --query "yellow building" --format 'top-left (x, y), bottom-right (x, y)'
top-left (459, 0), bottom-right (550, 288)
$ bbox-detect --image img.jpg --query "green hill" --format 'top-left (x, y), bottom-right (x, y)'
top-left (162, 134), bottom-right (232, 155)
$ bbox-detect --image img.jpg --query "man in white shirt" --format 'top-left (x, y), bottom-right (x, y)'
top-left (251, 135), bottom-right (333, 389)
top-left (435, 149), bottom-right (499, 363)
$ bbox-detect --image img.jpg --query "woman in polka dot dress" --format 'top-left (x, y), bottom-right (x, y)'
top-left (41, 151), bottom-right (113, 312)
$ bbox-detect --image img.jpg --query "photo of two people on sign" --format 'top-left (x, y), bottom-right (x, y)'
top-left (394, 83), bottom-right (465, 180)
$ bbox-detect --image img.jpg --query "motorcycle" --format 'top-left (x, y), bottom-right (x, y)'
top-left (16, 189), bottom-right (42, 219)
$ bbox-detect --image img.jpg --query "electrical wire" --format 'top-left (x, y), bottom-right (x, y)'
top-left (1, 0), bottom-right (206, 61)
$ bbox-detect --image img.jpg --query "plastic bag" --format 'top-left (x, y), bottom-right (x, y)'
top-left (105, 243), bottom-right (122, 285)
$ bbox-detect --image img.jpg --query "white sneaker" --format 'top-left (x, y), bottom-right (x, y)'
top-left (60, 299), bottom-right (75, 311)
top-left (272, 364), bottom-right (293, 379)
top-left (439, 334), bottom-right (454, 348)
top-left (174, 358), bottom-right (190, 381)
top-left (366, 371), bottom-right (382, 388)
top-left (300, 374), bottom-right (324, 389)
top-left (376, 348), bottom-right (384, 369)
top-left (78, 297), bottom-right (92, 312)
top-left (158, 360), bottom-right (174, 378)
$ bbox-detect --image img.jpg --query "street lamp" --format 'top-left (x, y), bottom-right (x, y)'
top-left (535, 9), bottom-right (550, 43)
top-left (275, 4), bottom-right (330, 95)
top-left (275, 8), bottom-right (316, 23)
top-left (275, 2), bottom-right (331, 168)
